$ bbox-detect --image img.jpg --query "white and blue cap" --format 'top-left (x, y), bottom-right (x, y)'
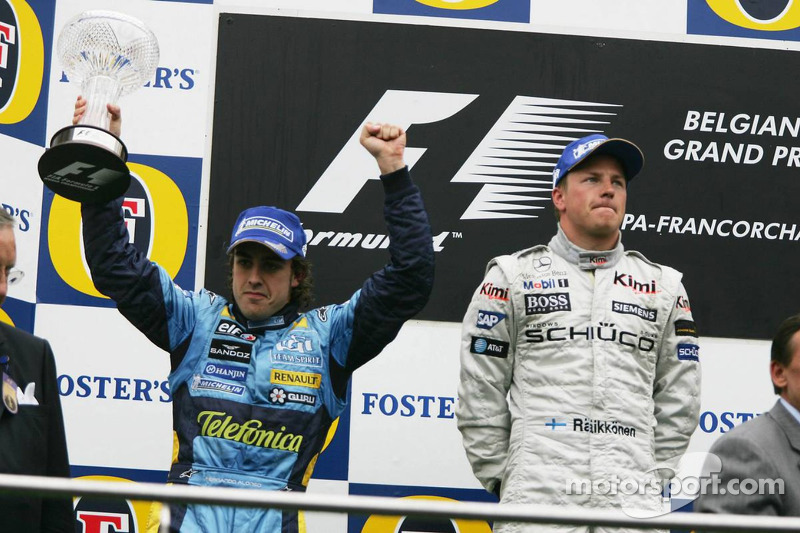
top-left (552, 134), bottom-right (644, 188)
top-left (227, 206), bottom-right (307, 259)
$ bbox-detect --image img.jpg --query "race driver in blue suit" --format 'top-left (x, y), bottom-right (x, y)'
top-left (73, 97), bottom-right (434, 532)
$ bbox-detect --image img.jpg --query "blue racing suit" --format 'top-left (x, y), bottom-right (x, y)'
top-left (80, 167), bottom-right (434, 532)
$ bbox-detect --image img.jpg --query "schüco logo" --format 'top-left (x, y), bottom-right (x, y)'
top-left (706, 0), bottom-right (800, 31)
top-left (361, 495), bottom-right (490, 532)
top-left (74, 476), bottom-right (151, 533)
top-left (47, 162), bottom-right (188, 298)
top-left (415, 0), bottom-right (500, 9)
top-left (0, 0), bottom-right (44, 124)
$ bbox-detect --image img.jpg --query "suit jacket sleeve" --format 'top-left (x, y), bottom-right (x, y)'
top-left (40, 339), bottom-right (73, 533)
top-left (694, 430), bottom-right (782, 514)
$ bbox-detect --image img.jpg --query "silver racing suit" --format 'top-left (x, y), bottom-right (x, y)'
top-left (457, 227), bottom-right (701, 532)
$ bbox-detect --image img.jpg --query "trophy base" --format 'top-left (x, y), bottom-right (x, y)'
top-left (37, 125), bottom-right (131, 204)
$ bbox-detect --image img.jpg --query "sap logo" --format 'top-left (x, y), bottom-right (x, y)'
top-left (60, 66), bottom-right (197, 90)
top-left (470, 336), bottom-right (509, 358)
top-left (522, 278), bottom-right (568, 290)
top-left (480, 282), bottom-right (509, 301)
top-left (677, 343), bottom-right (700, 361)
top-left (524, 293), bottom-right (571, 315)
top-left (362, 392), bottom-right (456, 419)
top-left (613, 271), bottom-right (658, 295)
top-left (477, 310), bottom-right (505, 329)
top-left (298, 92), bottom-right (621, 221)
top-left (1, 203), bottom-right (30, 231)
top-left (699, 410), bottom-right (759, 434)
top-left (275, 334), bottom-right (314, 354)
top-left (57, 374), bottom-right (171, 402)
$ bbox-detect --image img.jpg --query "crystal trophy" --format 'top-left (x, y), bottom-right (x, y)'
top-left (37, 11), bottom-right (159, 203)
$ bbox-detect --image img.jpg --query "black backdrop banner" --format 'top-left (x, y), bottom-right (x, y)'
top-left (207, 14), bottom-right (800, 340)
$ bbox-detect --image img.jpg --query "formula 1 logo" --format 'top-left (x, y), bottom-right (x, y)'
top-left (298, 91), bottom-right (622, 220)
top-left (0, 0), bottom-right (44, 124)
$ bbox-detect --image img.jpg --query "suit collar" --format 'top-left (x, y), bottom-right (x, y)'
top-left (769, 399), bottom-right (800, 453)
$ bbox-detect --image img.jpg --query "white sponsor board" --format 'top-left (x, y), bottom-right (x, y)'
top-left (0, 134), bottom-right (43, 304)
top-left (48, 0), bottom-right (214, 158)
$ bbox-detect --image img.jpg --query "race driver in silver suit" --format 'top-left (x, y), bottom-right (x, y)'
top-left (457, 134), bottom-right (701, 532)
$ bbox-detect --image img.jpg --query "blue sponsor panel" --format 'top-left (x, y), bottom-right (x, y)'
top-left (687, 0), bottom-right (800, 41)
top-left (348, 483), bottom-right (495, 532)
top-left (677, 343), bottom-right (700, 361)
top-left (0, 296), bottom-right (34, 332)
top-left (0, 0), bottom-right (54, 146)
top-left (36, 154), bottom-right (201, 307)
top-left (308, 387), bottom-right (350, 481)
top-left (374, 0), bottom-right (530, 23)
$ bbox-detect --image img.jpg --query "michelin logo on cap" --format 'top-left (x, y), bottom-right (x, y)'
top-left (236, 217), bottom-right (293, 241)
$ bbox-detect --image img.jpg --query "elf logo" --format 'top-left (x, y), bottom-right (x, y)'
top-left (297, 91), bottom-right (620, 220)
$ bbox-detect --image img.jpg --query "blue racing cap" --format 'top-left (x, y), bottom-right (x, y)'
top-left (552, 134), bottom-right (644, 188)
top-left (227, 206), bottom-right (307, 259)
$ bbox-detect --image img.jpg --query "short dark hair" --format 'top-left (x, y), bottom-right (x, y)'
top-left (771, 314), bottom-right (800, 394)
top-left (0, 208), bottom-right (14, 229)
top-left (226, 253), bottom-right (315, 311)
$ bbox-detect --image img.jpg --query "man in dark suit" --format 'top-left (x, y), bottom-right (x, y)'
top-left (694, 313), bottom-right (800, 515)
top-left (0, 208), bottom-right (73, 531)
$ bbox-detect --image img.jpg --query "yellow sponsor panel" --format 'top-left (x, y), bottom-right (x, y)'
top-left (0, 0), bottom-right (44, 123)
top-left (706, 0), bottom-right (800, 31)
top-left (416, 0), bottom-right (500, 10)
top-left (362, 495), bottom-right (491, 532)
top-left (271, 369), bottom-right (321, 389)
top-left (0, 308), bottom-right (13, 325)
top-left (48, 163), bottom-right (188, 298)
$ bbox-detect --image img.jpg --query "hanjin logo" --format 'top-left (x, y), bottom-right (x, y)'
top-left (296, 91), bottom-right (621, 220)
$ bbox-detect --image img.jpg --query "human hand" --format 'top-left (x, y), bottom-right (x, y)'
top-left (359, 122), bottom-right (406, 175)
top-left (73, 95), bottom-right (122, 138)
